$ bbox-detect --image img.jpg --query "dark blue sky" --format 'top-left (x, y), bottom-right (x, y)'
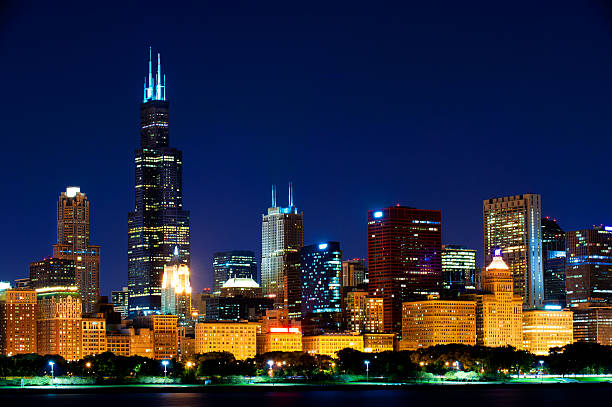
top-left (1, 1), bottom-right (611, 295)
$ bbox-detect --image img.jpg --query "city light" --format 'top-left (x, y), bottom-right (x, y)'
top-left (318, 243), bottom-right (328, 250)
top-left (373, 211), bottom-right (383, 218)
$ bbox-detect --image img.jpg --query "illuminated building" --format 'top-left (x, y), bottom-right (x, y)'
top-left (161, 248), bottom-right (192, 322)
top-left (152, 315), bottom-right (178, 360)
top-left (0, 289), bottom-right (37, 355)
top-left (261, 183), bottom-right (303, 314)
top-left (302, 333), bottom-right (364, 357)
top-left (205, 296), bottom-right (273, 322)
top-left (29, 257), bottom-right (76, 289)
top-left (52, 186), bottom-right (101, 314)
top-left (341, 259), bottom-right (366, 289)
top-left (441, 245), bottom-right (476, 290)
top-left (522, 307), bottom-right (573, 355)
top-left (129, 327), bottom-right (154, 357)
top-left (476, 252), bottom-right (523, 348)
top-left (111, 287), bottom-right (129, 318)
top-left (572, 306), bottom-right (612, 346)
top-left (128, 50), bottom-right (190, 316)
top-left (565, 226), bottom-right (612, 308)
top-left (300, 242), bottom-right (342, 334)
top-left (257, 308), bottom-right (302, 353)
top-left (541, 217), bottom-right (566, 307)
top-left (81, 315), bottom-right (107, 357)
top-left (483, 194), bottom-right (543, 307)
top-left (401, 299), bottom-right (476, 350)
top-left (106, 334), bottom-right (130, 356)
top-left (343, 289), bottom-right (384, 333)
top-left (213, 251), bottom-right (257, 295)
top-left (368, 206), bottom-right (442, 333)
top-left (195, 322), bottom-right (258, 360)
top-left (363, 333), bottom-right (394, 353)
top-left (220, 277), bottom-right (262, 298)
top-left (36, 286), bottom-right (82, 361)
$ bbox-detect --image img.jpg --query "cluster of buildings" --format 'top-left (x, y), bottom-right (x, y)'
top-left (1, 52), bottom-right (611, 362)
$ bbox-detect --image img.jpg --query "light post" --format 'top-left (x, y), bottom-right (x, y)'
top-left (162, 360), bottom-right (169, 382)
top-left (48, 361), bottom-right (55, 382)
top-left (267, 360), bottom-right (274, 377)
top-left (539, 360), bottom-right (544, 383)
top-left (364, 360), bottom-right (370, 383)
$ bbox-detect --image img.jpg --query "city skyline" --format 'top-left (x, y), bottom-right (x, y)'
top-left (2, 2), bottom-right (612, 297)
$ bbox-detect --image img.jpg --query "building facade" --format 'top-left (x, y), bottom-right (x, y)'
top-left (29, 257), bottom-right (76, 289)
top-left (368, 206), bottom-right (442, 333)
top-left (213, 251), bottom-right (257, 295)
top-left (302, 333), bottom-right (364, 357)
top-left (483, 194), bottom-right (544, 307)
top-left (52, 187), bottom-right (101, 314)
top-left (0, 289), bottom-right (37, 355)
top-left (261, 184), bottom-right (303, 314)
top-left (81, 315), bottom-right (107, 357)
top-left (565, 226), bottom-right (612, 308)
top-left (522, 308), bottom-right (573, 355)
top-left (441, 245), bottom-right (476, 290)
top-left (341, 259), bottom-right (366, 289)
top-left (161, 251), bottom-right (192, 322)
top-left (572, 306), bottom-right (612, 346)
top-left (111, 287), bottom-right (129, 318)
top-left (541, 217), bottom-right (566, 306)
top-left (195, 322), bottom-right (258, 360)
top-left (128, 51), bottom-right (190, 316)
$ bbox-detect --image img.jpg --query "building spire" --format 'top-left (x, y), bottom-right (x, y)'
top-left (156, 53), bottom-right (162, 100)
top-left (143, 48), bottom-right (166, 103)
top-left (272, 185), bottom-right (277, 207)
top-left (289, 182), bottom-right (293, 207)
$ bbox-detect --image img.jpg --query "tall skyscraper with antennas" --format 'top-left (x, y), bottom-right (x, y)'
top-left (261, 183), bottom-right (303, 316)
top-left (128, 49), bottom-right (190, 316)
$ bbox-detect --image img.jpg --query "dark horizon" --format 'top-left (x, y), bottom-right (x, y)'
top-left (1, 1), bottom-right (612, 296)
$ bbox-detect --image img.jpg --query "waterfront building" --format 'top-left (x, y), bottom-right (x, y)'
top-left (152, 314), bottom-right (178, 360)
top-left (261, 184), bottom-right (303, 314)
top-left (368, 206), bottom-right (442, 333)
top-left (111, 287), bottom-right (129, 318)
top-left (363, 333), bottom-right (394, 353)
top-left (257, 308), bottom-right (302, 354)
top-left (195, 322), bottom-right (258, 360)
top-left (483, 194), bottom-right (544, 307)
top-left (52, 186), bottom-right (101, 314)
top-left (29, 257), bottom-right (76, 289)
top-left (565, 226), bottom-right (612, 308)
top-left (128, 50), bottom-right (190, 316)
top-left (106, 334), bottom-right (130, 356)
top-left (36, 286), bottom-right (82, 361)
top-left (81, 315), bottom-right (107, 357)
top-left (343, 289), bottom-right (384, 333)
top-left (0, 289), bottom-right (37, 355)
top-left (213, 251), bottom-right (257, 294)
top-left (541, 217), bottom-right (566, 306)
top-left (401, 299), bottom-right (476, 350)
top-left (522, 307), bottom-right (573, 355)
top-left (219, 277), bottom-right (262, 298)
top-left (572, 306), bottom-right (612, 346)
top-left (161, 248), bottom-right (192, 322)
top-left (302, 333), bottom-right (364, 357)
top-left (476, 251), bottom-right (523, 348)
top-left (441, 245), bottom-right (477, 290)
top-left (129, 327), bottom-right (154, 357)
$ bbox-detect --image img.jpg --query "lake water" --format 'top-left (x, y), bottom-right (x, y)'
top-left (0, 386), bottom-right (609, 407)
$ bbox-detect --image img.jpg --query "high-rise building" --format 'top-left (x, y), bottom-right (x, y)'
top-left (441, 245), bottom-right (477, 290)
top-left (572, 306), bottom-right (612, 346)
top-left (342, 289), bottom-right (384, 333)
top-left (261, 184), bottom-right (303, 314)
top-left (212, 251), bottom-right (257, 294)
top-left (128, 50), bottom-right (190, 316)
top-left (0, 288), bottom-right (37, 355)
top-left (111, 287), bottom-right (129, 318)
top-left (483, 194), bottom-right (544, 307)
top-left (29, 257), bottom-right (76, 289)
top-left (541, 217), bottom-right (566, 306)
top-left (300, 242), bottom-right (342, 317)
top-left (52, 187), bottom-right (101, 314)
top-left (341, 259), bottom-right (366, 289)
top-left (565, 226), bottom-right (612, 308)
top-left (522, 307), bottom-right (573, 355)
top-left (476, 250), bottom-right (523, 348)
top-left (36, 286), bottom-right (82, 361)
top-left (368, 206), bottom-right (442, 333)
top-left (161, 248), bottom-right (192, 322)
top-left (134, 314), bottom-right (179, 360)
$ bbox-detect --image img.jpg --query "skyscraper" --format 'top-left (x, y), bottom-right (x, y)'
top-left (441, 245), bottom-right (477, 290)
top-left (261, 184), bottom-right (303, 314)
top-left (128, 49), bottom-right (190, 316)
top-left (52, 186), bottom-right (100, 313)
top-left (212, 251), bottom-right (257, 295)
top-left (341, 259), bottom-right (366, 289)
top-left (565, 226), bottom-right (612, 308)
top-left (161, 248), bottom-right (192, 322)
top-left (29, 257), bottom-right (76, 289)
top-left (483, 194), bottom-right (544, 308)
top-left (541, 217), bottom-right (566, 306)
top-left (368, 206), bottom-right (442, 333)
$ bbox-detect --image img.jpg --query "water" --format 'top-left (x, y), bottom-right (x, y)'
top-left (0, 386), bottom-right (609, 407)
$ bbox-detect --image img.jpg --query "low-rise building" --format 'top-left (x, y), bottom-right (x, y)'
top-left (363, 333), bottom-right (394, 353)
top-left (195, 322), bottom-right (258, 360)
top-left (82, 315), bottom-right (107, 357)
top-left (522, 307), bottom-right (573, 355)
top-left (302, 333), bottom-right (363, 357)
top-left (106, 334), bottom-right (130, 356)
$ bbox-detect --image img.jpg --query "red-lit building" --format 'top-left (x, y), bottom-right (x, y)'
top-left (368, 206), bottom-right (442, 333)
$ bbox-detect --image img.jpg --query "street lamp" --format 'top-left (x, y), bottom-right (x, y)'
top-left (364, 360), bottom-right (370, 383)
top-left (162, 360), bottom-right (169, 381)
top-left (48, 361), bottom-right (55, 382)
top-left (539, 360), bottom-right (544, 382)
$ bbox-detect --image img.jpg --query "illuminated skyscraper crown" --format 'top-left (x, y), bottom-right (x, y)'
top-left (143, 47), bottom-right (166, 102)
top-left (486, 249), bottom-right (509, 271)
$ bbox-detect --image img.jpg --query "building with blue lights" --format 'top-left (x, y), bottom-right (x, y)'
top-left (565, 225), bottom-right (612, 308)
top-left (213, 251), bottom-right (257, 295)
top-left (542, 217), bottom-right (566, 306)
top-left (128, 49), bottom-right (190, 316)
top-left (261, 184), bottom-right (303, 316)
top-left (441, 245), bottom-right (476, 290)
top-left (300, 241), bottom-right (342, 335)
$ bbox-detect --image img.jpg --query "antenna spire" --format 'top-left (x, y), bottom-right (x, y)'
top-left (289, 182), bottom-right (293, 207)
top-left (272, 185), bottom-right (277, 207)
top-left (156, 53), bottom-right (162, 100)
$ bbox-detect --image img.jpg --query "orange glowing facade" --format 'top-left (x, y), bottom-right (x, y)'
top-left (161, 254), bottom-right (192, 321)
top-left (343, 290), bottom-right (384, 333)
top-left (302, 333), bottom-right (364, 357)
top-left (81, 315), bottom-right (107, 357)
top-left (257, 309), bottom-right (302, 353)
top-left (195, 322), bottom-right (258, 360)
top-left (36, 286), bottom-right (82, 361)
top-left (0, 288), bottom-right (37, 355)
top-left (522, 308), bottom-right (573, 355)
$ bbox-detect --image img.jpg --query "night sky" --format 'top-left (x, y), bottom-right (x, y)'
top-left (1, 1), bottom-right (611, 296)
